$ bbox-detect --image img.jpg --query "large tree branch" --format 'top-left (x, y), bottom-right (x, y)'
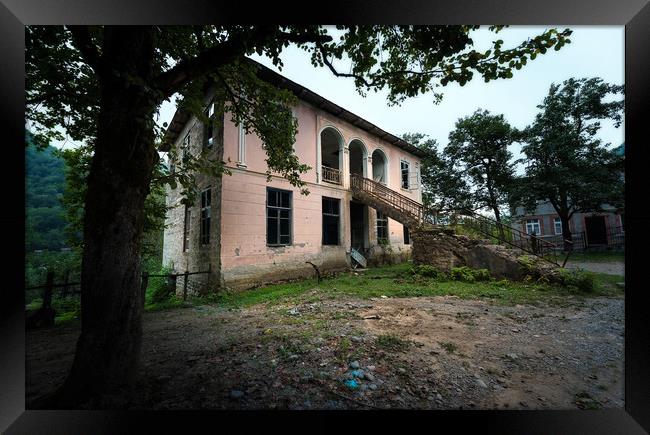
top-left (67, 26), bottom-right (103, 75)
top-left (153, 27), bottom-right (332, 99)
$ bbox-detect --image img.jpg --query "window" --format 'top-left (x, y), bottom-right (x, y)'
top-left (322, 197), bottom-right (340, 245)
top-left (267, 188), bottom-right (292, 246)
top-left (204, 102), bottom-right (215, 149)
top-left (525, 219), bottom-right (541, 235)
top-left (401, 160), bottom-right (410, 189)
top-left (200, 187), bottom-right (211, 245)
top-left (182, 132), bottom-right (191, 164)
top-left (403, 226), bottom-right (410, 245)
top-left (183, 205), bottom-right (191, 252)
top-left (377, 212), bottom-right (388, 243)
top-left (237, 123), bottom-right (246, 167)
top-left (554, 217), bottom-right (562, 235)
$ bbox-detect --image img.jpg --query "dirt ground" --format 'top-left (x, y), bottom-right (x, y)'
top-left (26, 293), bottom-right (624, 410)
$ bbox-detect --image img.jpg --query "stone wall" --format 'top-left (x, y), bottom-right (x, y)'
top-left (162, 90), bottom-right (224, 295)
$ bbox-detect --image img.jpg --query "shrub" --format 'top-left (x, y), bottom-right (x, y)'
top-left (410, 264), bottom-right (441, 278)
top-left (449, 266), bottom-right (491, 282)
top-left (148, 266), bottom-right (176, 303)
top-left (556, 268), bottom-right (595, 292)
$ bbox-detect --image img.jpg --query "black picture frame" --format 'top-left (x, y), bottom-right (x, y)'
top-left (2, 1), bottom-right (649, 433)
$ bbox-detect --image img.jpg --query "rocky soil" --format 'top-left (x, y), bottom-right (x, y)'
top-left (26, 293), bottom-right (624, 410)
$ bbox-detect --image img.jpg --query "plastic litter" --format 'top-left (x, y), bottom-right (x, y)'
top-left (343, 379), bottom-right (359, 390)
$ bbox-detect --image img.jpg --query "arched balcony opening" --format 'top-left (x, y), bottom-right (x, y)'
top-left (349, 139), bottom-right (367, 179)
top-left (320, 127), bottom-right (344, 185)
top-left (371, 148), bottom-right (388, 185)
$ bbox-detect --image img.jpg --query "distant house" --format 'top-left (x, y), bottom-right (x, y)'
top-left (161, 60), bottom-right (425, 293)
top-left (510, 143), bottom-right (624, 250)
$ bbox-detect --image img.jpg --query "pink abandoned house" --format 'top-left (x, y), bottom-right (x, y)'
top-left (161, 60), bottom-right (427, 293)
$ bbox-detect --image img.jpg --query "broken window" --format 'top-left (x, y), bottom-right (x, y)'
top-left (267, 188), bottom-right (292, 246)
top-left (322, 197), bottom-right (340, 245)
top-left (183, 205), bottom-right (191, 252)
top-left (377, 212), bottom-right (388, 243)
top-left (182, 132), bottom-right (191, 164)
top-left (204, 101), bottom-right (215, 149)
top-left (200, 187), bottom-right (211, 245)
top-left (401, 159), bottom-right (410, 189)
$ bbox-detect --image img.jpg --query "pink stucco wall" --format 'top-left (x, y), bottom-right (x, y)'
top-left (218, 97), bottom-right (421, 287)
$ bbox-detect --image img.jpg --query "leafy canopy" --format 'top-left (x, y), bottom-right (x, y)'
top-left (26, 25), bottom-right (573, 200)
top-left (513, 77), bottom-right (624, 217)
top-left (446, 109), bottom-right (516, 220)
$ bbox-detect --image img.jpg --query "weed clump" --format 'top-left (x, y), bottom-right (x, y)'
top-left (410, 264), bottom-right (442, 278)
top-left (555, 268), bottom-right (595, 292)
top-left (450, 266), bottom-right (491, 283)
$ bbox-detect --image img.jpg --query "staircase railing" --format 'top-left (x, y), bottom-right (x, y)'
top-left (350, 173), bottom-right (423, 225)
top-left (439, 210), bottom-right (568, 267)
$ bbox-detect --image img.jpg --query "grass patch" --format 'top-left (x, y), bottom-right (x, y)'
top-left (182, 264), bottom-right (624, 309)
top-left (38, 263), bottom-right (620, 323)
top-left (375, 333), bottom-right (411, 352)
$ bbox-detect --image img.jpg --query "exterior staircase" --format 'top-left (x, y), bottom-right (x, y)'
top-left (350, 173), bottom-right (424, 228)
top-left (349, 174), bottom-right (567, 267)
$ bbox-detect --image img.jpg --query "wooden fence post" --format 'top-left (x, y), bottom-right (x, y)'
top-left (141, 271), bottom-right (149, 307)
top-left (183, 271), bottom-right (189, 301)
top-left (43, 271), bottom-right (54, 309)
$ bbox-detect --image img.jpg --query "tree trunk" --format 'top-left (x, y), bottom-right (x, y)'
top-left (50, 27), bottom-right (159, 407)
top-left (561, 214), bottom-right (574, 252)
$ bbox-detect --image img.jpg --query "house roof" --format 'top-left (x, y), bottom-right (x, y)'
top-left (162, 58), bottom-right (427, 158)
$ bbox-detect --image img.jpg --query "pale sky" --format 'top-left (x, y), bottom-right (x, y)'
top-left (54, 26), bottom-right (626, 161)
top-left (164, 25), bottom-right (624, 168)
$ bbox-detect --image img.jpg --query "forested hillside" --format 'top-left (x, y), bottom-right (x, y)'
top-left (26, 138), bottom-right (68, 251)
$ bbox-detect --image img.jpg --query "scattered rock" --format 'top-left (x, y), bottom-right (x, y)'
top-left (369, 383), bottom-right (378, 390)
top-left (476, 379), bottom-right (488, 388)
top-left (350, 361), bottom-right (360, 369)
top-left (351, 336), bottom-right (363, 343)
top-left (367, 365), bottom-right (376, 371)
top-left (364, 372), bottom-right (376, 382)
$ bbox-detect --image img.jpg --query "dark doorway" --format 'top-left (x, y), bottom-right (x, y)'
top-left (350, 201), bottom-right (367, 251)
top-left (585, 215), bottom-right (607, 246)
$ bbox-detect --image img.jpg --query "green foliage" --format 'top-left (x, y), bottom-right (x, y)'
top-left (25, 249), bottom-right (82, 288)
top-left (146, 266), bottom-right (176, 304)
top-left (410, 264), bottom-right (441, 278)
top-left (375, 334), bottom-right (411, 352)
top-left (512, 77), bottom-right (625, 224)
top-left (402, 132), bottom-right (472, 219)
top-left (450, 266), bottom-right (491, 282)
top-left (556, 268), bottom-right (595, 293)
top-left (445, 109), bottom-right (516, 222)
top-left (25, 138), bottom-right (68, 251)
top-left (57, 143), bottom-right (168, 257)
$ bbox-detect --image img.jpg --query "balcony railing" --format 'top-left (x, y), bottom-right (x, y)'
top-left (321, 165), bottom-right (342, 185)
